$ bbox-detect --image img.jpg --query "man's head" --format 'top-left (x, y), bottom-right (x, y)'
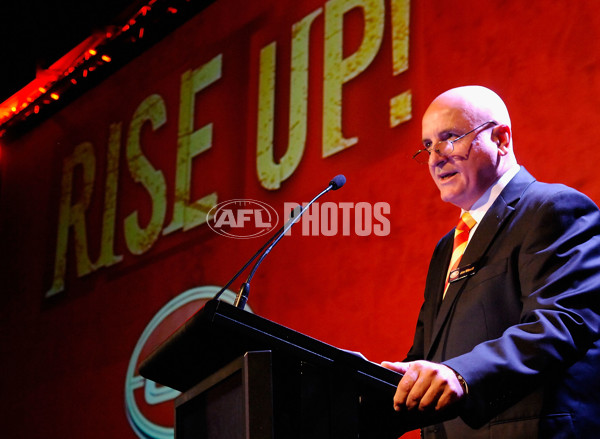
top-left (421, 85), bottom-right (516, 210)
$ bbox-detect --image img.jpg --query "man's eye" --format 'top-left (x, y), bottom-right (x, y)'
top-left (442, 132), bottom-right (458, 141)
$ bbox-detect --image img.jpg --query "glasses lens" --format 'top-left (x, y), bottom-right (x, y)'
top-left (413, 150), bottom-right (430, 164)
top-left (413, 140), bottom-right (457, 164)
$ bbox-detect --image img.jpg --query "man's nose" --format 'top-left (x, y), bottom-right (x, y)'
top-left (428, 148), bottom-right (447, 166)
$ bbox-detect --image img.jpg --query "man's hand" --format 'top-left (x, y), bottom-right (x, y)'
top-left (381, 360), bottom-right (465, 412)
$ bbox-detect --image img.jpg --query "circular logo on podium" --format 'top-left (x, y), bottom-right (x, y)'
top-left (124, 286), bottom-right (252, 439)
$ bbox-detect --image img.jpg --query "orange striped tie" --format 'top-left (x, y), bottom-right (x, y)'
top-left (443, 212), bottom-right (477, 298)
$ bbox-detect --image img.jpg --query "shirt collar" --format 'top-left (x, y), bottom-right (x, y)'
top-left (462, 163), bottom-right (521, 224)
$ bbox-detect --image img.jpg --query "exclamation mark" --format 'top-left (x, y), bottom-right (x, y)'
top-left (389, 0), bottom-right (411, 128)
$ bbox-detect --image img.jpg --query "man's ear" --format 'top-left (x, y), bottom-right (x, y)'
top-left (493, 125), bottom-right (511, 155)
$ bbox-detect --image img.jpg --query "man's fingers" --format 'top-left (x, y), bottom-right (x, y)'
top-left (404, 365), bottom-right (437, 410)
top-left (418, 380), bottom-right (445, 410)
top-left (381, 361), bottom-right (410, 374)
top-left (393, 363), bottom-right (422, 411)
top-left (435, 379), bottom-right (463, 410)
top-left (391, 361), bottom-right (465, 412)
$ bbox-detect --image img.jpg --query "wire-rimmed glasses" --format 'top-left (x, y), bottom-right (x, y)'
top-left (412, 120), bottom-right (497, 164)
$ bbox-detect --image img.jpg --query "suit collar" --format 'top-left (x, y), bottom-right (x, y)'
top-left (425, 167), bottom-right (536, 358)
top-left (460, 167), bottom-right (534, 267)
top-left (466, 162), bottom-right (521, 224)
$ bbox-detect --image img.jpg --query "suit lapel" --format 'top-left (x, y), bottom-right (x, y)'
top-left (425, 167), bottom-right (535, 359)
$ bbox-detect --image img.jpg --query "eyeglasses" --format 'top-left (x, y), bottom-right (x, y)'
top-left (412, 120), bottom-right (497, 164)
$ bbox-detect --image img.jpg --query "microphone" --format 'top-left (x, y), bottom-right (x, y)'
top-left (329, 174), bottom-right (346, 190)
top-left (233, 174), bottom-right (346, 309)
top-left (212, 175), bottom-right (346, 309)
top-left (212, 205), bottom-right (301, 302)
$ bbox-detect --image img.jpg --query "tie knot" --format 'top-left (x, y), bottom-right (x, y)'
top-left (457, 212), bottom-right (476, 233)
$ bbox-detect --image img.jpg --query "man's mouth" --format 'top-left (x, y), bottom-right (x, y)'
top-left (439, 171), bottom-right (458, 181)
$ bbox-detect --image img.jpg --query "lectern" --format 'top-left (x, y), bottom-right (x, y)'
top-left (139, 299), bottom-right (454, 438)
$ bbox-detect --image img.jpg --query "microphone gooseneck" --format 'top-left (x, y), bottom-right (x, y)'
top-left (216, 175), bottom-right (346, 310)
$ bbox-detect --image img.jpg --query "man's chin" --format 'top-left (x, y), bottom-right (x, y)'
top-left (439, 190), bottom-right (458, 204)
top-left (439, 191), bottom-right (468, 210)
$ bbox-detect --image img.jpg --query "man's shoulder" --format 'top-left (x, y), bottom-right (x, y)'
top-left (508, 180), bottom-right (600, 237)
top-left (522, 179), bottom-right (597, 207)
top-left (508, 168), bottom-right (598, 210)
top-left (494, 170), bottom-right (600, 232)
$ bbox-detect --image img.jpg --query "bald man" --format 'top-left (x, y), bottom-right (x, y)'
top-left (383, 86), bottom-right (600, 438)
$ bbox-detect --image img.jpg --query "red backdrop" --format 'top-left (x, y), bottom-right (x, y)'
top-left (2, 0), bottom-right (600, 437)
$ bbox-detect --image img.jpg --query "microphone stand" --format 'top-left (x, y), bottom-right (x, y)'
top-left (212, 206), bottom-right (300, 302)
top-left (213, 175), bottom-right (346, 310)
top-left (234, 185), bottom-right (331, 309)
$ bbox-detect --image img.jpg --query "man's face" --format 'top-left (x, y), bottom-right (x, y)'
top-left (422, 102), bottom-right (500, 210)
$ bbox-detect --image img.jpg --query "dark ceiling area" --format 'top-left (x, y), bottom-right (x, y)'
top-left (0, 0), bottom-right (141, 102)
top-left (0, 0), bottom-right (216, 138)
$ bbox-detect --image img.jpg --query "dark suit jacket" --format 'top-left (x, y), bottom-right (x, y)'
top-left (405, 167), bottom-right (600, 439)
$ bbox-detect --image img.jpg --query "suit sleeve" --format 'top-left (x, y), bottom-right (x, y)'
top-left (443, 187), bottom-right (600, 427)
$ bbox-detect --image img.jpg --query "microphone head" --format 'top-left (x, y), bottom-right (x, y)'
top-left (329, 174), bottom-right (346, 190)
